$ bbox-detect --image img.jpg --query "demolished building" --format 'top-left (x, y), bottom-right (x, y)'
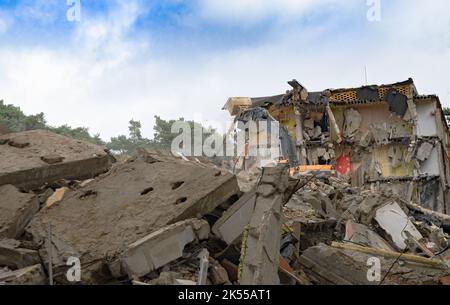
top-left (224, 78), bottom-right (450, 215)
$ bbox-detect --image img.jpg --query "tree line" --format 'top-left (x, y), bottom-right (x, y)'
top-left (0, 100), bottom-right (218, 156)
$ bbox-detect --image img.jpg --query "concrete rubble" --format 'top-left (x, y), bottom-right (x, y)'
top-left (0, 184), bottom-right (39, 239)
top-left (1, 79), bottom-right (450, 286)
top-left (0, 264), bottom-right (47, 285)
top-left (25, 150), bottom-right (239, 284)
top-left (0, 239), bottom-right (40, 269)
top-left (281, 174), bottom-right (450, 285)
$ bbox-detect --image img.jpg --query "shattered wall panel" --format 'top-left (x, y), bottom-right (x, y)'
top-left (331, 104), bottom-right (413, 144)
top-left (420, 146), bottom-right (440, 176)
top-left (372, 145), bottom-right (414, 179)
top-left (417, 102), bottom-right (438, 137)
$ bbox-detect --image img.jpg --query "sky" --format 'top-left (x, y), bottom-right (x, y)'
top-left (0, 0), bottom-right (449, 140)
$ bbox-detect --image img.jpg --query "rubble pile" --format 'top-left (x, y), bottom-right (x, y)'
top-left (282, 174), bottom-right (450, 285)
top-left (0, 128), bottom-right (449, 286)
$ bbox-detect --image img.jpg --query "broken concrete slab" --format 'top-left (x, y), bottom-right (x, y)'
top-left (299, 243), bottom-right (384, 285)
top-left (0, 129), bottom-right (113, 190)
top-left (300, 243), bottom-right (448, 285)
top-left (0, 264), bottom-right (47, 285)
top-left (375, 201), bottom-right (423, 250)
top-left (354, 193), bottom-right (390, 225)
top-left (118, 219), bottom-right (209, 278)
top-left (0, 185), bottom-right (39, 239)
top-left (416, 141), bottom-right (434, 162)
top-left (240, 165), bottom-right (289, 285)
top-left (344, 220), bottom-right (394, 251)
top-left (0, 239), bottom-right (40, 269)
top-left (212, 190), bottom-right (256, 245)
top-left (27, 152), bottom-right (239, 283)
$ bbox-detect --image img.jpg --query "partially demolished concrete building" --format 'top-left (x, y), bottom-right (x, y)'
top-left (224, 79), bottom-right (450, 215)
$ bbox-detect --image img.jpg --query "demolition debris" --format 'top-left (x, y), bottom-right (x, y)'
top-left (1, 78), bottom-right (450, 285)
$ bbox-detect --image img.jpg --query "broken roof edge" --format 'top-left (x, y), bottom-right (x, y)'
top-left (327, 78), bottom-right (416, 94)
top-left (223, 78), bottom-right (418, 110)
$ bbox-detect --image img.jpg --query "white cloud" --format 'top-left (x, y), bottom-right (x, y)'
top-left (196, 0), bottom-right (360, 24)
top-left (14, 0), bottom-right (61, 24)
top-left (0, 12), bottom-right (12, 34)
top-left (0, 18), bottom-right (7, 34)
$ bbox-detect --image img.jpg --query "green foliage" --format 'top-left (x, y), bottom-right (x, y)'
top-left (1, 100), bottom-right (223, 157)
top-left (106, 135), bottom-right (133, 155)
top-left (107, 119), bottom-right (153, 155)
top-left (48, 125), bottom-right (104, 146)
top-left (0, 100), bottom-right (46, 132)
top-left (443, 107), bottom-right (450, 116)
top-left (0, 100), bottom-right (103, 145)
top-left (152, 116), bottom-right (218, 154)
top-left (107, 116), bottom-right (221, 156)
top-left (152, 115), bottom-right (179, 151)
